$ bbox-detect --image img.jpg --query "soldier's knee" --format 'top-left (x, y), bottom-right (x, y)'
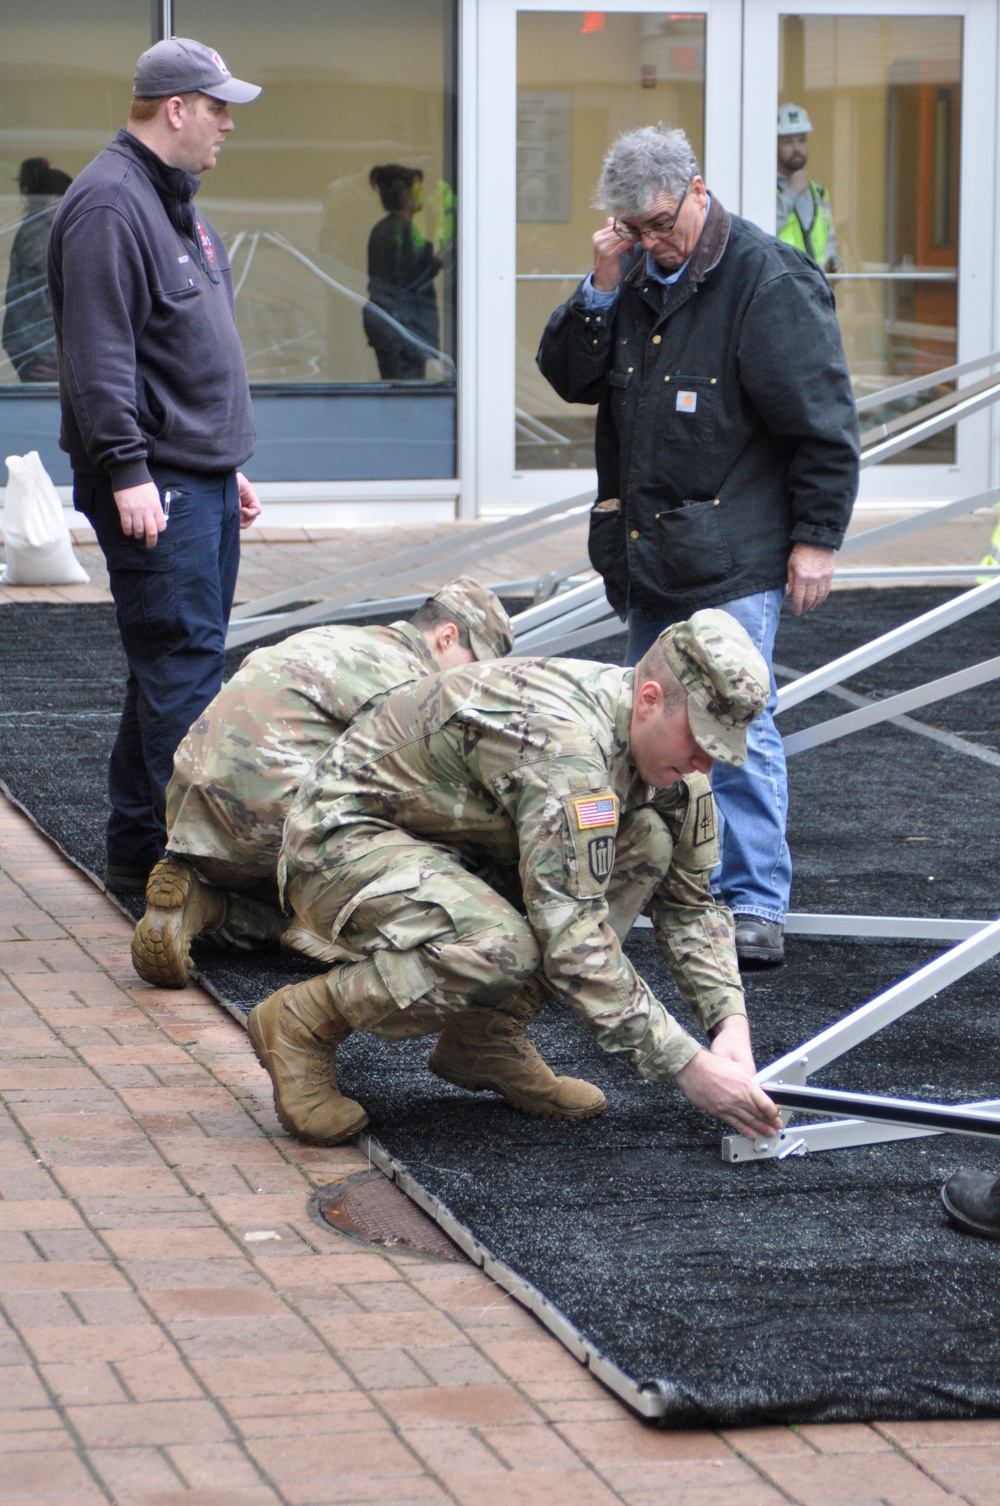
top-left (429, 913), bottom-right (541, 1002)
top-left (471, 917), bottom-right (542, 990)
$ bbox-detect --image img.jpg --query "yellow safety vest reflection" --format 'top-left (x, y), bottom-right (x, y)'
top-left (778, 180), bottom-right (833, 265)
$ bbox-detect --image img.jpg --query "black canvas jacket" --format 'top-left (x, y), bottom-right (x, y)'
top-left (536, 196), bottom-right (860, 618)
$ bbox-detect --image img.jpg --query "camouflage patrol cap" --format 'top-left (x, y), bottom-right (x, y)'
top-left (658, 609), bottom-right (770, 766)
top-left (431, 577), bottom-right (514, 660)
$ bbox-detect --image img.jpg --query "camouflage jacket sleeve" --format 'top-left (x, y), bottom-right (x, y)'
top-left (490, 752), bottom-right (703, 1081)
top-left (647, 775), bottom-right (746, 1036)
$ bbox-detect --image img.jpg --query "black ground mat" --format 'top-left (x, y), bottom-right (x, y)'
top-left (2, 592), bottom-right (1000, 1426)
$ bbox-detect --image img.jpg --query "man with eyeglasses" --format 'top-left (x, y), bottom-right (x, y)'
top-left (537, 124), bottom-right (859, 968)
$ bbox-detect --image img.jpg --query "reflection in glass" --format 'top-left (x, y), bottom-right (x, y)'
top-left (178, 0), bottom-right (456, 386)
top-left (516, 12), bottom-right (706, 471)
top-left (778, 15), bottom-right (962, 463)
top-left (0, 1), bottom-right (150, 387)
top-left (363, 165), bottom-right (444, 381)
top-left (3, 158), bottom-right (72, 383)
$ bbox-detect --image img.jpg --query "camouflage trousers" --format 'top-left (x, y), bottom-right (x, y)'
top-left (283, 806), bottom-right (674, 1041)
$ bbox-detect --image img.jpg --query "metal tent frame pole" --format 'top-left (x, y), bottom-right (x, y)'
top-left (722, 919), bottom-right (1000, 1163)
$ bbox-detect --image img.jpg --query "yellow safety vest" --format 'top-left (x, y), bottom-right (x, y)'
top-left (778, 180), bottom-right (833, 265)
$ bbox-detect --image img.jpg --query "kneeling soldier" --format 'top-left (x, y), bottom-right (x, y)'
top-left (250, 609), bottom-right (783, 1143)
top-left (131, 578), bottom-right (513, 987)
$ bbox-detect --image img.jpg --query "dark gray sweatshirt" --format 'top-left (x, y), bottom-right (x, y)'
top-left (48, 129), bottom-right (255, 491)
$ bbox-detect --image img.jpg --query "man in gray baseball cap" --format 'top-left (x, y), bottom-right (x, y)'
top-left (47, 41), bottom-right (262, 895)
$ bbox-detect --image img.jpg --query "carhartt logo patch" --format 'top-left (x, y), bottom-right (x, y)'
top-left (694, 791), bottom-right (716, 845)
top-left (573, 795), bottom-right (617, 829)
top-left (588, 835), bottom-right (615, 882)
top-left (676, 390), bottom-right (698, 413)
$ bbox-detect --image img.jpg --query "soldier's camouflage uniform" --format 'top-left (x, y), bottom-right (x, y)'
top-left (166, 620), bottom-right (439, 891)
top-left (281, 656), bottom-right (748, 1081)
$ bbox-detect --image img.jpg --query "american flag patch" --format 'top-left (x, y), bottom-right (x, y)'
top-left (573, 795), bottom-right (617, 829)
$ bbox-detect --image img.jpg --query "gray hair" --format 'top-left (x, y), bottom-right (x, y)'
top-left (594, 125), bottom-right (700, 217)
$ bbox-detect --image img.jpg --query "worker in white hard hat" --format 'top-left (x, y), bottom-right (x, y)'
top-left (776, 102), bottom-right (842, 276)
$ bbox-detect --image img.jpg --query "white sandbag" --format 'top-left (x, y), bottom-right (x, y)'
top-left (1, 450), bottom-right (89, 585)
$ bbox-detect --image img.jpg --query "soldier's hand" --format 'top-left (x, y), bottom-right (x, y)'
top-left (592, 217), bottom-right (632, 293)
top-left (114, 481), bottom-right (166, 549)
top-left (674, 1048), bottom-right (782, 1140)
top-left (708, 1013), bottom-right (756, 1076)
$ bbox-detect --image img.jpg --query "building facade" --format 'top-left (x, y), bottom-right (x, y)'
top-left (0, 0), bottom-right (995, 525)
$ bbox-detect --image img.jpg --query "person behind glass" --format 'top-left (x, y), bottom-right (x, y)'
top-left (363, 164), bottom-right (442, 381)
top-left (536, 124), bottom-right (859, 967)
top-left (47, 38), bottom-right (263, 894)
top-left (776, 103), bottom-right (843, 276)
top-left (2, 158), bottom-right (72, 383)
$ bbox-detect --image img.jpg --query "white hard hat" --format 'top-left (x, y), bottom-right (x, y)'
top-left (777, 102), bottom-right (812, 135)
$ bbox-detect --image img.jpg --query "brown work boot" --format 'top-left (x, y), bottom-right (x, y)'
top-left (131, 857), bottom-right (226, 988)
top-left (428, 1009), bottom-right (606, 1120)
top-left (247, 974), bottom-right (368, 1145)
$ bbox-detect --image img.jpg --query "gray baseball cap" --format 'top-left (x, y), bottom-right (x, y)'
top-left (134, 38), bottom-right (261, 104)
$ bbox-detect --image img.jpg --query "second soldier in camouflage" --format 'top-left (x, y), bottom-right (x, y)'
top-left (131, 577), bottom-right (513, 988)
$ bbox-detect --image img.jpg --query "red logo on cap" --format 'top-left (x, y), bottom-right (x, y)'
top-left (211, 51), bottom-right (230, 76)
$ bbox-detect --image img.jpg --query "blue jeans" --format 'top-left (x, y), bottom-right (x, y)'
top-left (74, 466), bottom-right (241, 877)
top-left (626, 588), bottom-right (791, 923)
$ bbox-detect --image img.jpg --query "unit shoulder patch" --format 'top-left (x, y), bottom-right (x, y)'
top-left (587, 835), bottom-right (615, 883)
top-left (693, 791), bottom-right (716, 846)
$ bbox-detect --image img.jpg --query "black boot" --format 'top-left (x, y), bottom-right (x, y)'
top-left (734, 915), bottom-right (785, 968)
top-left (940, 1169), bottom-right (1000, 1239)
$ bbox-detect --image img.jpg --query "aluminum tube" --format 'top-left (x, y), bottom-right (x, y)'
top-left (225, 507), bottom-right (592, 650)
top-left (768, 1084), bottom-right (1000, 1139)
top-left (776, 575), bottom-right (1000, 713)
top-left (757, 918), bottom-right (1000, 1082)
top-left (229, 489), bottom-right (595, 622)
top-left (855, 348), bottom-right (1000, 413)
top-left (860, 378), bottom-right (1000, 467)
top-left (837, 488), bottom-right (1000, 558)
top-left (782, 654), bottom-right (1000, 756)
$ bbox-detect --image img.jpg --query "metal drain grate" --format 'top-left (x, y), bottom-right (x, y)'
top-left (310, 1172), bottom-right (463, 1261)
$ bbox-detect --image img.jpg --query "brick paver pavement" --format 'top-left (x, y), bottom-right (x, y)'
top-left (2, 793), bottom-right (1000, 1503)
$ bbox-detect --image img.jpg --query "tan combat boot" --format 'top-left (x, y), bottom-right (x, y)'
top-left (247, 974), bottom-right (368, 1145)
top-left (428, 1008), bottom-right (606, 1120)
top-left (131, 857), bottom-right (226, 988)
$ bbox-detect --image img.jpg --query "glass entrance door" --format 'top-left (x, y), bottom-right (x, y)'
top-left (472, 0), bottom-right (742, 514)
top-left (741, 0), bottom-right (997, 501)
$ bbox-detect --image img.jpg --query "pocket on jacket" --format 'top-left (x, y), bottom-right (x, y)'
top-left (607, 366), bottom-right (632, 425)
top-left (638, 498), bottom-right (732, 591)
top-left (103, 535), bottom-right (179, 635)
top-left (658, 374), bottom-right (717, 448)
top-left (587, 497), bottom-right (629, 618)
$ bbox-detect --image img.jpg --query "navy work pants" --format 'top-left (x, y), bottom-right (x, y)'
top-left (74, 467), bottom-right (241, 879)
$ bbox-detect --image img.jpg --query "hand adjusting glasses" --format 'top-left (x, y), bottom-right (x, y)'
top-left (613, 177), bottom-right (694, 244)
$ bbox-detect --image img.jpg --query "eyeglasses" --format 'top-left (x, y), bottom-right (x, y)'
top-left (613, 178), bottom-right (694, 243)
